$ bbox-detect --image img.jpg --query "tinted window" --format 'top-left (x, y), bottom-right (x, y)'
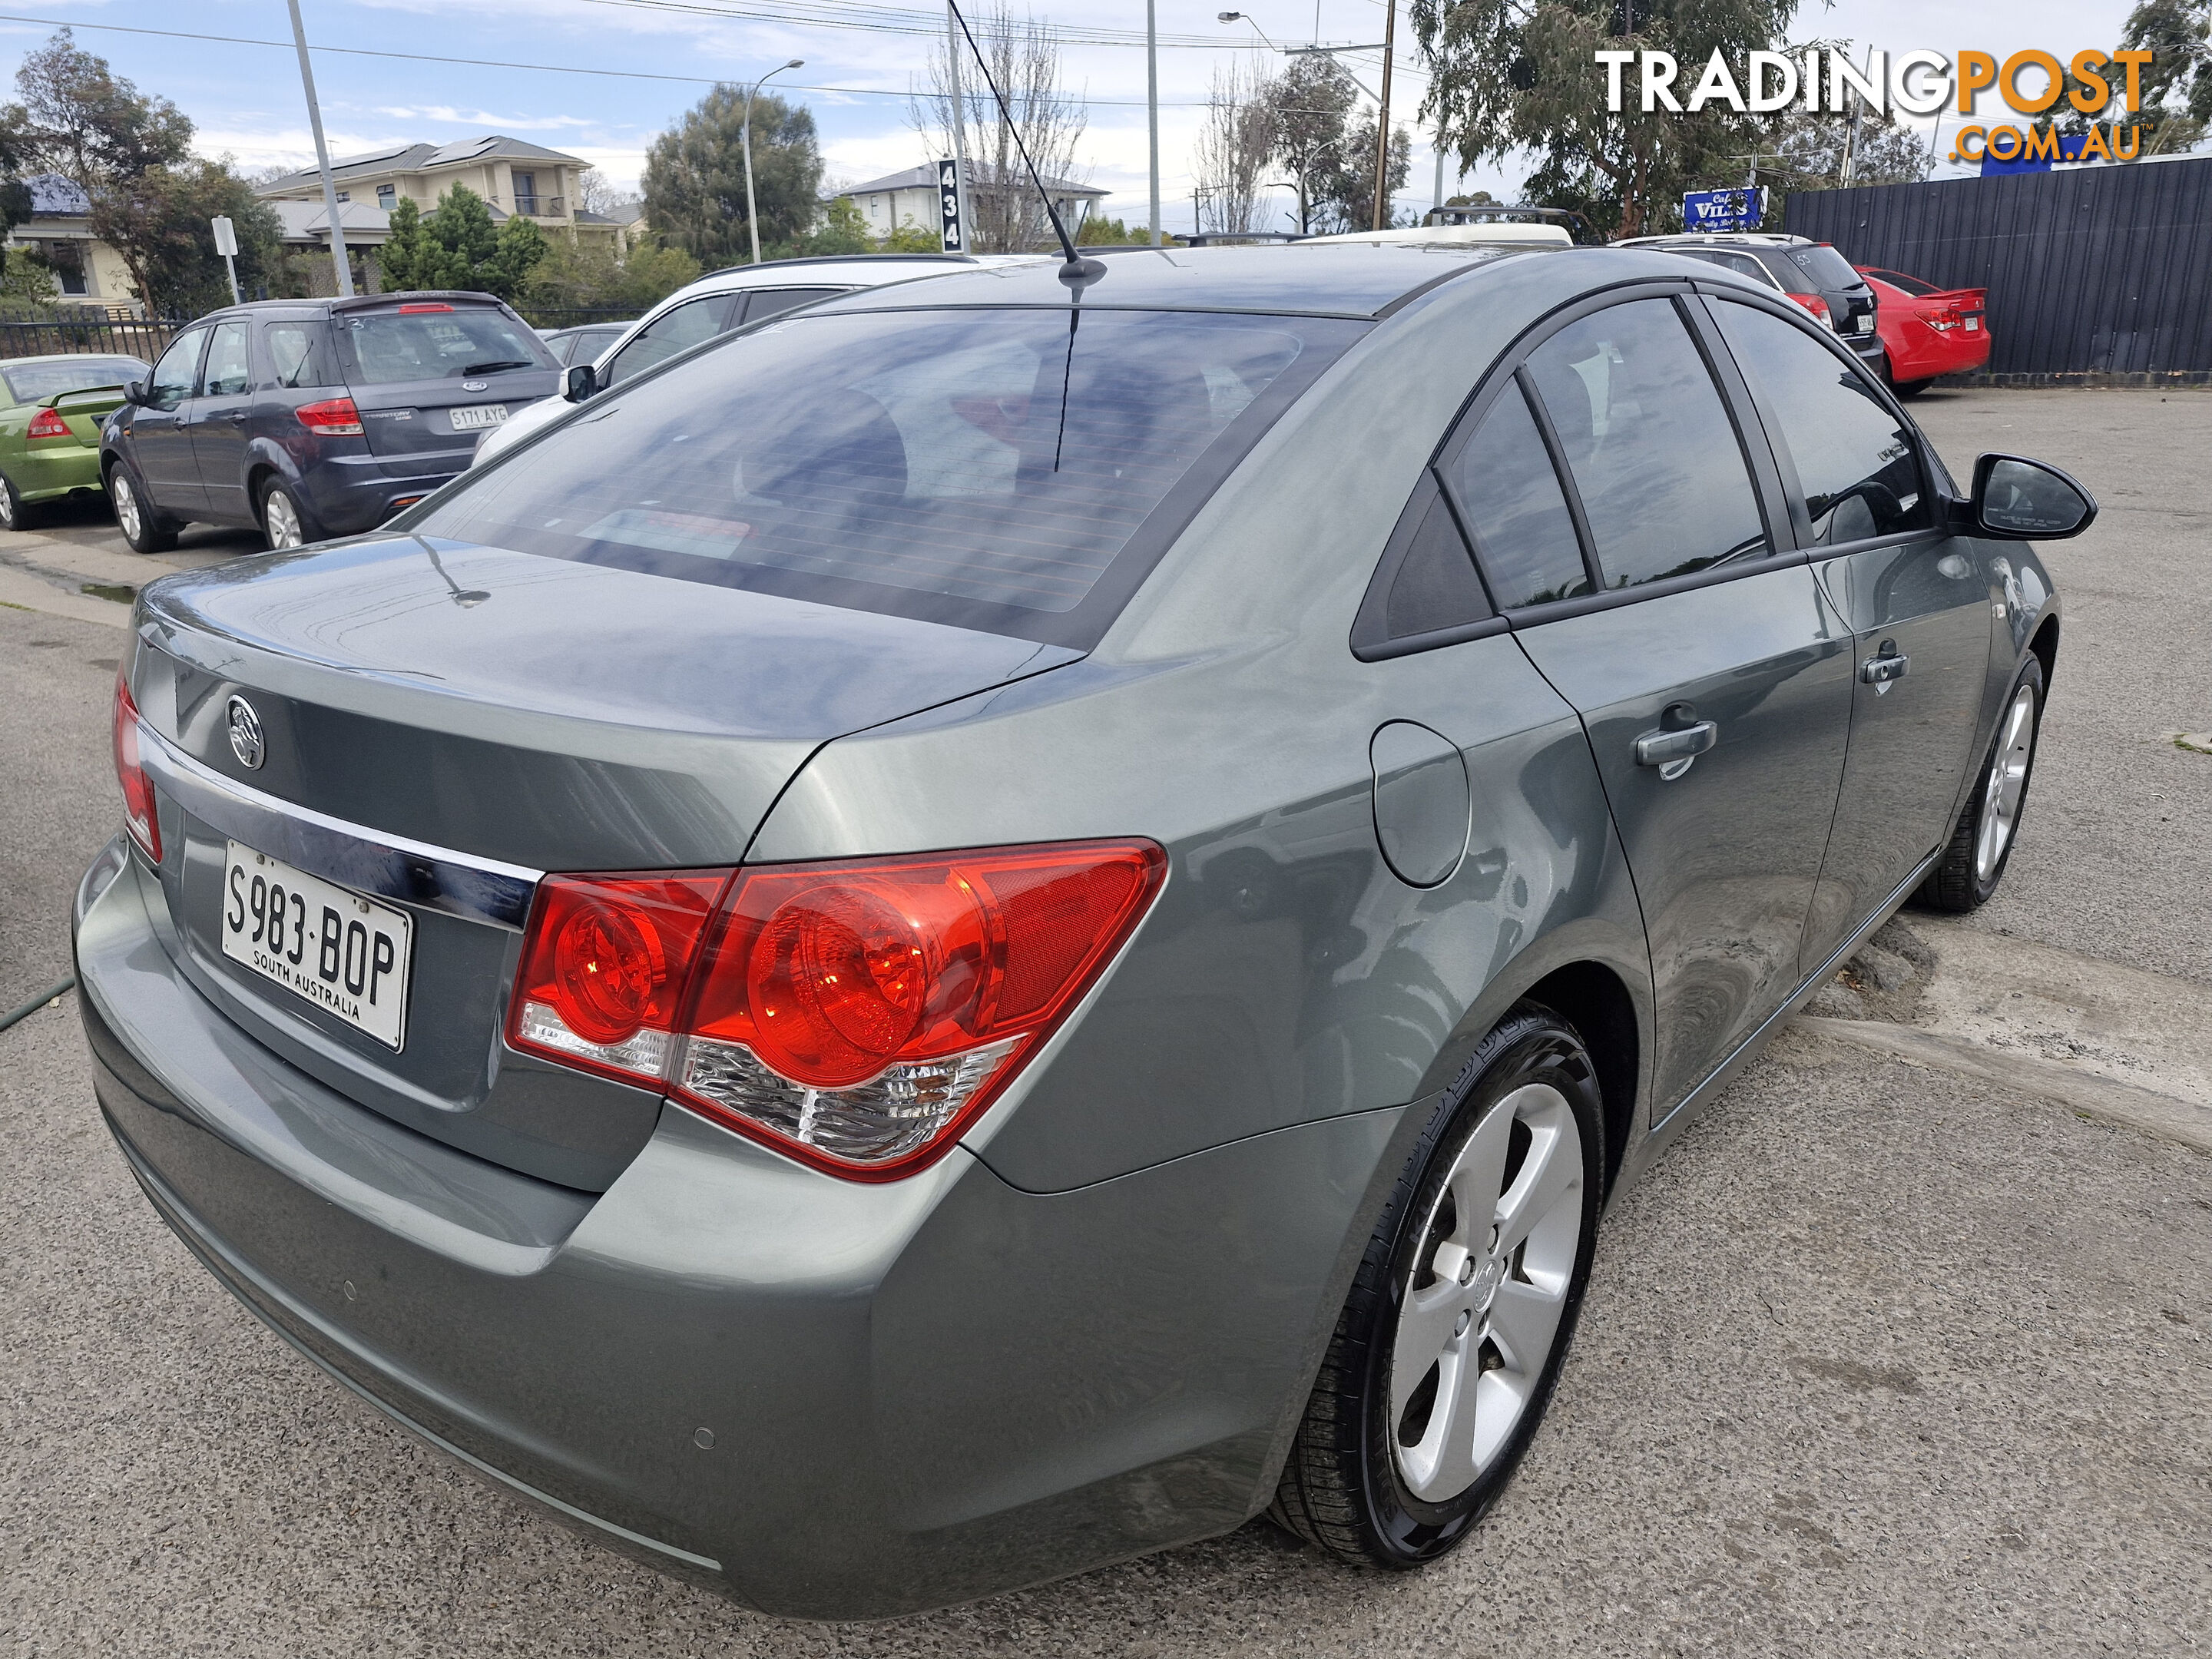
top-left (1446, 383), bottom-right (1589, 608)
top-left (146, 328), bottom-right (207, 411)
top-left (1716, 302), bottom-right (1930, 545)
top-left (417, 308), bottom-right (1356, 642)
top-left (341, 306), bottom-right (546, 385)
top-left (601, 294), bottom-right (737, 386)
top-left (266, 323), bottom-right (323, 389)
top-left (1866, 269), bottom-right (1940, 297)
top-left (1523, 299), bottom-right (1767, 589)
top-left (740, 286), bottom-right (846, 326)
top-left (203, 322), bottom-right (251, 396)
top-left (1, 356), bottom-right (144, 402)
top-left (1786, 244), bottom-right (1863, 290)
top-left (1379, 481), bottom-right (1491, 641)
top-left (1667, 247), bottom-right (1777, 288)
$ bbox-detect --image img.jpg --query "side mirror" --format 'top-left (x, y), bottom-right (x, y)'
top-left (564, 363), bottom-right (598, 402)
top-left (1970, 453), bottom-right (2097, 540)
top-left (124, 379), bottom-right (147, 406)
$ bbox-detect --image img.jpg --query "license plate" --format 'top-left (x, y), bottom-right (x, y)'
top-left (220, 842), bottom-right (412, 1050)
top-left (1965, 316), bottom-right (1981, 331)
top-left (449, 404), bottom-right (509, 432)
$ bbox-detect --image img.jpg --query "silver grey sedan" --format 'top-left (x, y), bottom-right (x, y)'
top-left (76, 243), bottom-right (2090, 1618)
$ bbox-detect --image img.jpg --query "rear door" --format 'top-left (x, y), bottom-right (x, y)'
top-left (333, 300), bottom-right (559, 473)
top-left (189, 320), bottom-right (256, 522)
top-left (130, 325), bottom-right (211, 514)
top-left (1707, 296), bottom-right (1992, 969)
top-left (1462, 290), bottom-right (1854, 1122)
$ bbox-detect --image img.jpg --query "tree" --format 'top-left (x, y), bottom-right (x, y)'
top-left (574, 165), bottom-right (629, 217)
top-left (522, 235), bottom-right (701, 317)
top-left (1413, 0), bottom-right (1797, 240)
top-left (2049, 1), bottom-right (2212, 157)
top-left (908, 4), bottom-right (1089, 253)
top-left (1264, 55), bottom-right (1358, 236)
top-left (644, 87), bottom-right (824, 266)
top-left (8, 28), bottom-right (190, 189)
top-left (1760, 110), bottom-right (1932, 190)
top-left (1192, 57), bottom-right (1277, 236)
top-left (1328, 114), bottom-right (1414, 232)
top-left (376, 184), bottom-right (542, 300)
top-left (88, 157), bottom-right (285, 313)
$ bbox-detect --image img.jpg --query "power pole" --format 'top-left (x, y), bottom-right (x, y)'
top-left (1372, 0), bottom-right (1397, 230)
top-left (946, 3), bottom-right (972, 249)
top-left (285, 0), bottom-right (353, 298)
top-left (1147, 0), bottom-right (1162, 245)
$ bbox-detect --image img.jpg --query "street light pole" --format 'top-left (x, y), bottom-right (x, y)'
top-left (1147, 0), bottom-right (1161, 247)
top-left (742, 58), bottom-right (805, 266)
top-left (285, 0), bottom-right (353, 298)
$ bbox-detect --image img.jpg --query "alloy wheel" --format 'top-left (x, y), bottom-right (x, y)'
top-left (113, 473), bottom-right (141, 541)
top-left (1389, 1081), bottom-right (1586, 1502)
top-left (1974, 683), bottom-right (2037, 882)
top-left (264, 489), bottom-right (303, 549)
top-left (0, 480), bottom-right (15, 529)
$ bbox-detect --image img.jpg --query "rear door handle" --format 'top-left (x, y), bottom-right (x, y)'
top-left (1860, 652), bottom-right (1909, 691)
top-left (1634, 720), bottom-right (1718, 780)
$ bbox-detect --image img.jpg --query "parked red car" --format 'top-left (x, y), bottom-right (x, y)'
top-left (1856, 267), bottom-right (1990, 396)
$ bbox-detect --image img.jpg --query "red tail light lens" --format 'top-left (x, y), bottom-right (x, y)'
top-left (296, 396), bottom-right (364, 435)
top-left (507, 840), bottom-right (1167, 1180)
top-left (1786, 293), bottom-right (1834, 329)
top-left (112, 671), bottom-right (161, 863)
top-left (27, 406), bottom-right (71, 439)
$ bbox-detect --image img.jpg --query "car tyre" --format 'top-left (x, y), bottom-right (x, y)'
top-left (108, 463), bottom-right (178, 554)
top-left (1269, 1002), bottom-right (1604, 1568)
top-left (1915, 655), bottom-right (2045, 912)
top-left (0, 469), bottom-right (36, 532)
top-left (259, 477), bottom-right (319, 551)
top-left (1892, 379), bottom-right (1932, 400)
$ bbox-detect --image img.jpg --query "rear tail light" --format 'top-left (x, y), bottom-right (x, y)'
top-left (27, 406), bottom-right (71, 439)
top-left (112, 671), bottom-right (161, 863)
top-left (508, 840), bottom-right (1167, 1180)
top-left (1787, 293), bottom-right (1834, 329)
top-left (296, 396), bottom-right (364, 435)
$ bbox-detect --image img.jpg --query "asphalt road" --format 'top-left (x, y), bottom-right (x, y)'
top-left (3, 389), bottom-right (2208, 1656)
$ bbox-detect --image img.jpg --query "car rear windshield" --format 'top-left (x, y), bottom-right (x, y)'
top-left (410, 306), bottom-right (1362, 646)
top-left (1867, 269), bottom-right (1941, 297)
top-left (340, 305), bottom-right (550, 385)
top-left (4, 357), bottom-right (142, 402)
top-left (1784, 244), bottom-right (1865, 291)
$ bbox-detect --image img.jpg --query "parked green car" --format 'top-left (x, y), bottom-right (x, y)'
top-left (0, 353), bottom-right (148, 530)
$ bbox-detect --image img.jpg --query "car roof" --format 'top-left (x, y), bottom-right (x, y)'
top-left (677, 253), bottom-right (1042, 296)
top-left (813, 242), bottom-right (1556, 320)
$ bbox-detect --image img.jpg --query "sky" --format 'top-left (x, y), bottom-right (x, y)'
top-left (0, 0), bottom-right (2151, 236)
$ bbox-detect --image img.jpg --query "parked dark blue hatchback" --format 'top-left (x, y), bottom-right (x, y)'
top-left (101, 291), bottom-right (558, 552)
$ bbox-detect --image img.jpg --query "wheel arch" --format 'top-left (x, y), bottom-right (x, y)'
top-left (1516, 961), bottom-right (1638, 1200)
top-left (2028, 610), bottom-right (2058, 691)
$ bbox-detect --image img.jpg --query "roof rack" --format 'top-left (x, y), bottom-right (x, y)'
top-left (694, 253), bottom-right (982, 280)
top-left (1422, 204), bottom-right (1588, 234)
top-left (1178, 231), bottom-right (1303, 246)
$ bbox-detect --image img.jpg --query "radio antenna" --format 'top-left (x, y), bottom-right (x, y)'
top-left (945, 0), bottom-right (1106, 293)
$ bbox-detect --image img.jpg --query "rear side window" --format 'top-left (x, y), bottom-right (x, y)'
top-left (202, 322), bottom-right (251, 396)
top-left (601, 294), bottom-right (737, 386)
top-left (1446, 384), bottom-right (1589, 608)
top-left (341, 306), bottom-right (546, 385)
top-left (1786, 244), bottom-right (1863, 291)
top-left (1523, 299), bottom-right (1768, 589)
top-left (265, 323), bottom-right (325, 389)
top-left (416, 307), bottom-right (1359, 645)
top-left (1715, 301), bottom-right (1932, 545)
top-left (740, 286), bottom-right (845, 326)
top-left (1667, 247), bottom-right (1778, 289)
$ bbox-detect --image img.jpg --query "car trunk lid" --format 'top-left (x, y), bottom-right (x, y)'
top-left (127, 535), bottom-right (1080, 1187)
top-left (37, 384), bottom-right (129, 445)
top-left (332, 297), bottom-right (561, 473)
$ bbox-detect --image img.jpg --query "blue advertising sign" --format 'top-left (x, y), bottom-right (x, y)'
top-left (1982, 131), bottom-right (2090, 176)
top-left (1683, 186), bottom-right (1767, 233)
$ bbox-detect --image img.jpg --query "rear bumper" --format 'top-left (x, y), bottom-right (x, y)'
top-left (303, 451), bottom-right (467, 535)
top-left (73, 837), bottom-right (1395, 1618)
top-left (13, 439), bottom-right (104, 500)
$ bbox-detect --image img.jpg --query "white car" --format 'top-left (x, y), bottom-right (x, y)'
top-left (472, 253), bottom-right (1042, 468)
top-left (1300, 205), bottom-right (1575, 250)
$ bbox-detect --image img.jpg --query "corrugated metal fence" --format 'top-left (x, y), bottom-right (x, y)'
top-left (1785, 155), bottom-right (2212, 383)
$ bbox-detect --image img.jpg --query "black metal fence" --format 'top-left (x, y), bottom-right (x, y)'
top-left (0, 311), bottom-right (191, 366)
top-left (1785, 156), bottom-right (2212, 383)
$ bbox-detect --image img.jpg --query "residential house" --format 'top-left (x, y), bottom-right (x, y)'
top-left (256, 136), bottom-right (632, 248)
top-left (830, 164), bottom-right (1106, 247)
top-left (3, 174), bottom-right (141, 309)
